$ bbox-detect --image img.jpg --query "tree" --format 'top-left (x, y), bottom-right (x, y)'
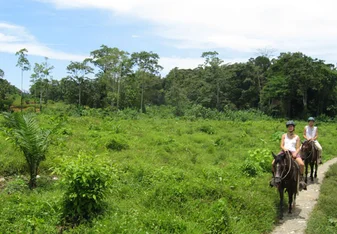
top-left (0, 78), bottom-right (18, 111)
top-left (88, 45), bottom-right (131, 110)
top-left (30, 58), bottom-right (54, 111)
top-left (131, 51), bottom-right (163, 113)
top-left (15, 48), bottom-right (31, 112)
top-left (66, 60), bottom-right (93, 106)
top-left (0, 68), bottom-right (4, 79)
top-left (201, 51), bottom-right (225, 110)
top-left (3, 113), bottom-right (51, 189)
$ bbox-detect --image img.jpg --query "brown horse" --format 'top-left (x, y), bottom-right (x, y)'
top-left (272, 151), bottom-right (299, 219)
top-left (301, 140), bottom-right (318, 183)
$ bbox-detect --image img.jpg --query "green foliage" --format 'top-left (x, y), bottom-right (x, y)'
top-left (106, 136), bottom-right (129, 151)
top-left (207, 198), bottom-right (231, 233)
top-left (1, 109), bottom-right (336, 233)
top-left (306, 163), bottom-right (337, 234)
top-left (3, 176), bottom-right (28, 194)
top-left (242, 148), bottom-right (271, 177)
top-left (57, 153), bottom-right (114, 225)
top-left (271, 131), bottom-right (284, 142)
top-left (199, 124), bottom-right (216, 134)
top-left (2, 113), bottom-right (51, 189)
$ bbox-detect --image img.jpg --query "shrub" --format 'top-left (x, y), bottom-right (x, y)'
top-left (241, 148), bottom-right (271, 177)
top-left (106, 137), bottom-right (129, 151)
top-left (2, 113), bottom-right (51, 189)
top-left (199, 124), bottom-right (216, 135)
top-left (57, 153), bottom-right (114, 225)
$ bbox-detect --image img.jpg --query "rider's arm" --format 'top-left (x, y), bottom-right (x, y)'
top-left (303, 126), bottom-right (308, 140)
top-left (295, 136), bottom-right (301, 156)
top-left (280, 134), bottom-right (287, 151)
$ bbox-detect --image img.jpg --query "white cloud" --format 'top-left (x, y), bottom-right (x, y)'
top-left (38, 0), bottom-right (337, 59)
top-left (0, 22), bottom-right (85, 61)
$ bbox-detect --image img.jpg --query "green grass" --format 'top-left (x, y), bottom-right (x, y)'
top-left (306, 163), bottom-right (337, 234)
top-left (0, 110), bottom-right (336, 233)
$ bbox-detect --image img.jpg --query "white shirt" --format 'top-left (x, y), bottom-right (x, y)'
top-left (305, 126), bottom-right (317, 139)
top-left (284, 134), bottom-right (298, 152)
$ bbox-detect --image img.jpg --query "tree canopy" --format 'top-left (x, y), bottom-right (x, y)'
top-left (3, 47), bottom-right (337, 119)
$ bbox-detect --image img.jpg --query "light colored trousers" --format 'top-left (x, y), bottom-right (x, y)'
top-left (314, 141), bottom-right (322, 157)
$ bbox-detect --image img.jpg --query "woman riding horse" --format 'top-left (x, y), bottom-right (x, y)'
top-left (303, 117), bottom-right (322, 164)
top-left (271, 120), bottom-right (307, 190)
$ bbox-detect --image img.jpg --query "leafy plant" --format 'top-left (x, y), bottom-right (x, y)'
top-left (106, 137), bottom-right (129, 151)
top-left (207, 198), bottom-right (231, 233)
top-left (199, 124), bottom-right (216, 135)
top-left (2, 113), bottom-right (51, 189)
top-left (241, 148), bottom-right (271, 177)
top-left (57, 153), bottom-right (114, 225)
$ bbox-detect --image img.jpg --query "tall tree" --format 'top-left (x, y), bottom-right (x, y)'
top-left (66, 60), bottom-right (93, 106)
top-left (88, 45), bottom-right (131, 110)
top-left (0, 68), bottom-right (4, 79)
top-left (30, 58), bottom-right (54, 111)
top-left (131, 51), bottom-right (163, 113)
top-left (15, 48), bottom-right (31, 112)
top-left (201, 51), bottom-right (224, 110)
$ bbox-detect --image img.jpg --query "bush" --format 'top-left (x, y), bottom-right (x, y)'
top-left (106, 137), bottom-right (129, 151)
top-left (241, 148), bottom-right (271, 177)
top-left (199, 124), bottom-right (216, 135)
top-left (57, 153), bottom-right (114, 225)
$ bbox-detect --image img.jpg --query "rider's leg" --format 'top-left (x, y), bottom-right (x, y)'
top-left (296, 157), bottom-right (304, 174)
top-left (315, 141), bottom-right (323, 163)
top-left (296, 156), bottom-right (307, 190)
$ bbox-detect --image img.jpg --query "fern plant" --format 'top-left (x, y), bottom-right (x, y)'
top-left (2, 113), bottom-right (50, 189)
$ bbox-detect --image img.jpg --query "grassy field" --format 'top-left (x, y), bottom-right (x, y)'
top-left (306, 163), bottom-right (337, 234)
top-left (0, 107), bottom-right (336, 233)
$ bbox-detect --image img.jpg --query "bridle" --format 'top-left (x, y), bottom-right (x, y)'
top-left (275, 151), bottom-right (293, 182)
top-left (302, 141), bottom-right (315, 161)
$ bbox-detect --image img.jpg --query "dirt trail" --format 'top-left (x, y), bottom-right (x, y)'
top-left (271, 157), bottom-right (337, 234)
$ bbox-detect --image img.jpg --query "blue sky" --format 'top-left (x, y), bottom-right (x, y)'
top-left (1, 0), bottom-right (337, 91)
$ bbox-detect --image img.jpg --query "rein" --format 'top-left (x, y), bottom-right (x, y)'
top-left (280, 151), bottom-right (292, 181)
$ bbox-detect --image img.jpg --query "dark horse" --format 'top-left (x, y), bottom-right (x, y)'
top-left (272, 151), bottom-right (299, 219)
top-left (301, 140), bottom-right (318, 183)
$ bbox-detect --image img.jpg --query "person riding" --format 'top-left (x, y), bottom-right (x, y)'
top-left (303, 117), bottom-right (322, 164)
top-left (271, 120), bottom-right (306, 190)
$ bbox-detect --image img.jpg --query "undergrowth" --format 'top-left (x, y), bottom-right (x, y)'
top-left (0, 105), bottom-right (336, 233)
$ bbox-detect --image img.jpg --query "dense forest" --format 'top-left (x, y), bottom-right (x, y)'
top-left (2, 46), bottom-right (337, 118)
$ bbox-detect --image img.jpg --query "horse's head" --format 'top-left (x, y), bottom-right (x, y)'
top-left (272, 152), bottom-right (286, 184)
top-left (301, 140), bottom-right (314, 153)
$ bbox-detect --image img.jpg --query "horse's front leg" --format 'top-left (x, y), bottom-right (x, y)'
top-left (288, 191), bottom-right (293, 214)
top-left (305, 160), bottom-right (308, 184)
top-left (310, 162), bottom-right (314, 182)
top-left (314, 162), bottom-right (318, 178)
top-left (279, 187), bottom-right (284, 219)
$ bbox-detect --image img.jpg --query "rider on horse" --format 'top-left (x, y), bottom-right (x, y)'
top-left (303, 117), bottom-right (322, 164)
top-left (271, 120), bottom-right (307, 190)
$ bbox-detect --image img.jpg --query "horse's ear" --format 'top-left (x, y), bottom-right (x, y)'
top-left (272, 152), bottom-right (277, 159)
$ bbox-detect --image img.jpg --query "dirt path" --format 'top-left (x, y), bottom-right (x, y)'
top-left (271, 157), bottom-right (337, 234)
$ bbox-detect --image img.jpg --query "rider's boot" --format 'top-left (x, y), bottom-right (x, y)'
top-left (299, 174), bottom-right (307, 191)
